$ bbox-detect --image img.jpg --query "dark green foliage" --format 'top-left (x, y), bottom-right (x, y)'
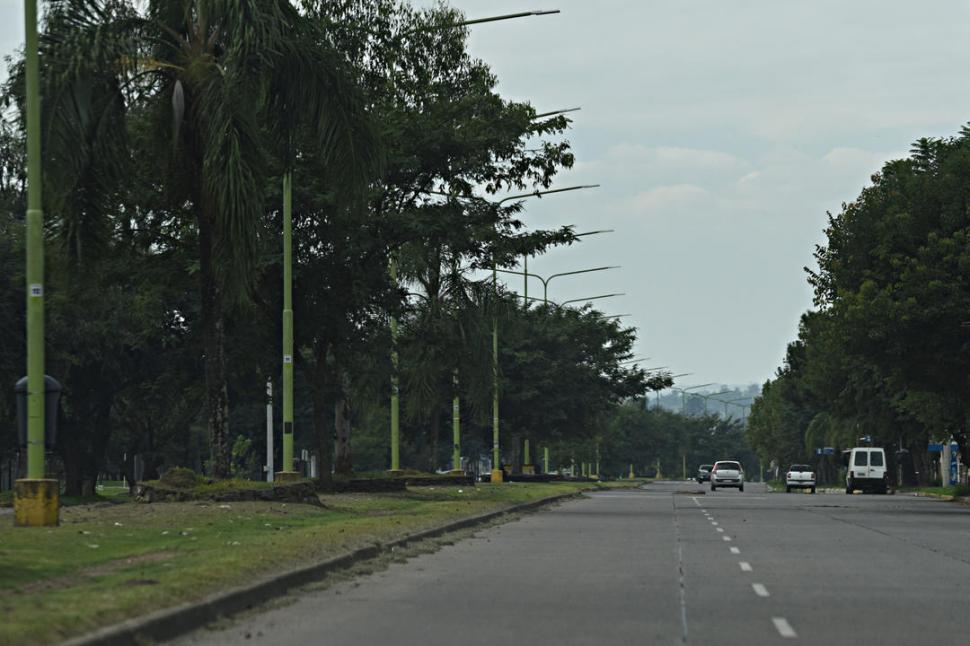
top-left (593, 403), bottom-right (756, 479)
top-left (750, 124), bottom-right (970, 484)
top-left (0, 1), bottom-right (664, 490)
top-left (157, 466), bottom-right (201, 489)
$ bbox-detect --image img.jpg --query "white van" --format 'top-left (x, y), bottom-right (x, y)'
top-left (844, 447), bottom-right (889, 494)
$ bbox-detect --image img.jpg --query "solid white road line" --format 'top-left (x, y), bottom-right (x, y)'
top-left (772, 617), bottom-right (797, 638)
top-left (752, 583), bottom-right (770, 597)
top-left (729, 546), bottom-right (741, 554)
top-left (739, 561), bottom-right (752, 572)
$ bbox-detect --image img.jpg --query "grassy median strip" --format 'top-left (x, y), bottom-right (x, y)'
top-left (0, 480), bottom-right (636, 645)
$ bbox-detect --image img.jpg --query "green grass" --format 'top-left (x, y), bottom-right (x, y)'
top-left (0, 480), bottom-right (624, 645)
top-left (896, 484), bottom-right (970, 498)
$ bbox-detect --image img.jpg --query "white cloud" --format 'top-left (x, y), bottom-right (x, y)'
top-left (606, 143), bottom-right (743, 169)
top-left (628, 184), bottom-right (710, 215)
top-left (822, 147), bottom-right (898, 172)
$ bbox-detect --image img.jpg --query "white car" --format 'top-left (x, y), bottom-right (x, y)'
top-left (710, 461), bottom-right (744, 492)
top-left (845, 447), bottom-right (889, 494)
top-left (785, 464), bottom-right (816, 493)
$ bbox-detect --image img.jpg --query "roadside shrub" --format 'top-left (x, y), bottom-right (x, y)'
top-left (158, 467), bottom-right (202, 489)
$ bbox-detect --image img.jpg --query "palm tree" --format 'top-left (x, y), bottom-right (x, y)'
top-left (35, 0), bottom-right (379, 476)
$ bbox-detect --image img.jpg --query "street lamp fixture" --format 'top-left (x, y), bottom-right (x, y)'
top-left (559, 293), bottom-right (624, 308)
top-left (534, 106), bottom-right (581, 119)
top-left (404, 10), bottom-right (561, 35)
top-left (496, 265), bottom-right (619, 305)
top-left (650, 372), bottom-right (689, 410)
top-left (699, 389), bottom-right (734, 414)
top-left (619, 356), bottom-right (651, 365)
top-left (674, 383), bottom-right (715, 414)
top-left (598, 313), bottom-right (630, 321)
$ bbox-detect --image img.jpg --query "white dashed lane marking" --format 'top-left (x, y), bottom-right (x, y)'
top-left (716, 527), bottom-right (724, 533)
top-left (752, 583), bottom-right (770, 597)
top-left (739, 561), bottom-right (752, 572)
top-left (729, 547), bottom-right (740, 554)
top-left (772, 617), bottom-right (797, 638)
top-left (722, 536), bottom-right (732, 542)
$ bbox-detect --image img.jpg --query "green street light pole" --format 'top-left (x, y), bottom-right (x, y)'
top-left (485, 184), bottom-right (600, 481)
top-left (674, 383), bottom-right (715, 415)
top-left (451, 369), bottom-right (461, 472)
top-left (716, 397), bottom-right (751, 422)
top-left (389, 258), bottom-right (401, 472)
top-left (653, 373), bottom-right (691, 410)
top-left (387, 9), bottom-right (563, 475)
top-left (700, 390), bottom-right (734, 414)
top-left (497, 259), bottom-right (617, 474)
top-left (492, 261), bottom-right (501, 478)
top-left (279, 172), bottom-right (297, 479)
top-left (15, 0), bottom-right (59, 527)
top-left (673, 383), bottom-right (713, 479)
top-left (24, 0), bottom-right (43, 482)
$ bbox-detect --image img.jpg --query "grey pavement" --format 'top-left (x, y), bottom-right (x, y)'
top-left (178, 481), bottom-right (970, 645)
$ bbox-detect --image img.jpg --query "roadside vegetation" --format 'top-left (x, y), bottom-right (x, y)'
top-left (0, 0), bottom-right (670, 494)
top-left (746, 131), bottom-right (970, 486)
top-left (0, 480), bottom-right (636, 645)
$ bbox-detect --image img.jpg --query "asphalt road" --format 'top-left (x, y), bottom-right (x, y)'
top-left (179, 481), bottom-right (970, 645)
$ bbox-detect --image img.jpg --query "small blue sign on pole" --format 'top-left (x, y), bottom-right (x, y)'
top-left (950, 442), bottom-right (959, 486)
top-left (823, 447), bottom-right (835, 456)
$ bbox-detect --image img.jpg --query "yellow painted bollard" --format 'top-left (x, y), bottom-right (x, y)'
top-left (14, 479), bottom-right (59, 527)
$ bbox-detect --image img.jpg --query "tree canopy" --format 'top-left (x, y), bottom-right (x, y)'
top-left (747, 128), bottom-right (970, 484)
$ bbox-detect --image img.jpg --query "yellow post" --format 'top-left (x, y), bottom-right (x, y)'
top-left (14, 479), bottom-right (59, 527)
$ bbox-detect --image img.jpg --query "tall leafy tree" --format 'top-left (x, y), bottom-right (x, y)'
top-left (30, 0), bottom-right (378, 477)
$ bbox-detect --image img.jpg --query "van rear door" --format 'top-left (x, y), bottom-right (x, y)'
top-left (868, 449), bottom-right (885, 480)
top-left (852, 449), bottom-right (868, 480)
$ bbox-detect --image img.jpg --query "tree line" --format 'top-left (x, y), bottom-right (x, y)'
top-left (746, 128), bottom-right (970, 484)
top-left (0, 0), bottom-right (671, 493)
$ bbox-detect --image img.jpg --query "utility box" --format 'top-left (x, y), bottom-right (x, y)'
top-left (15, 376), bottom-right (62, 448)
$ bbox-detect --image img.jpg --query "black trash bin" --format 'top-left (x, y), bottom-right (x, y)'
top-left (15, 375), bottom-right (62, 448)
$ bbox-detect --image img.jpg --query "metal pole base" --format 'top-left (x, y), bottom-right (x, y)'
top-left (446, 470), bottom-right (465, 476)
top-left (385, 469), bottom-right (405, 477)
top-left (521, 464), bottom-right (536, 475)
top-left (14, 479), bottom-right (59, 527)
top-left (274, 471), bottom-right (302, 483)
top-left (490, 468), bottom-right (505, 483)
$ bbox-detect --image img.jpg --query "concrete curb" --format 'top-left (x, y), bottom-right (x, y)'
top-left (62, 489), bottom-right (590, 646)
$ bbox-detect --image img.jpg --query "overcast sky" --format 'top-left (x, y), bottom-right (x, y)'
top-left (3, 1), bottom-right (970, 387)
